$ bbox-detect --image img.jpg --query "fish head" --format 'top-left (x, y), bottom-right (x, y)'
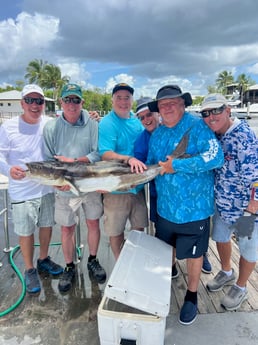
top-left (25, 161), bottom-right (67, 181)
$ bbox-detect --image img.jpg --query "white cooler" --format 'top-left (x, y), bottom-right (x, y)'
top-left (98, 230), bottom-right (172, 345)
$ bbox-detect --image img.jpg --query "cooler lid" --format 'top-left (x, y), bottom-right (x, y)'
top-left (104, 230), bottom-right (172, 317)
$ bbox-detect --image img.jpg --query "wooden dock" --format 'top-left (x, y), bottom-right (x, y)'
top-left (1, 220), bottom-right (258, 323)
top-left (172, 236), bottom-right (258, 314)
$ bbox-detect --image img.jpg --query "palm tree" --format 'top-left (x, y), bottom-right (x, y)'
top-left (216, 71), bottom-right (234, 94)
top-left (207, 85), bottom-right (218, 94)
top-left (42, 64), bottom-right (69, 100)
top-left (25, 59), bottom-right (48, 86)
top-left (24, 60), bottom-right (70, 99)
top-left (236, 73), bottom-right (255, 105)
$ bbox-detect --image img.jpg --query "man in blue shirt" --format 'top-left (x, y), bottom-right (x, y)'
top-left (201, 93), bottom-right (258, 311)
top-left (147, 85), bottom-right (224, 325)
top-left (98, 83), bottom-right (148, 260)
top-left (134, 97), bottom-right (213, 277)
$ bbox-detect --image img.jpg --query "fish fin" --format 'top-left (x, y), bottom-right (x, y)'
top-left (171, 128), bottom-right (191, 158)
top-left (65, 177), bottom-right (80, 196)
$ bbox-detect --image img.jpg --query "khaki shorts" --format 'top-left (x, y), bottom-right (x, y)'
top-left (11, 193), bottom-right (55, 236)
top-left (103, 190), bottom-right (149, 236)
top-left (55, 192), bottom-right (103, 226)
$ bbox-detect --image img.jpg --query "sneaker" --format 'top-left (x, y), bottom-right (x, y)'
top-left (221, 285), bottom-right (248, 311)
top-left (202, 253), bottom-right (212, 274)
top-left (172, 264), bottom-right (179, 279)
top-left (207, 269), bottom-right (236, 292)
top-left (179, 301), bottom-right (198, 325)
top-left (25, 268), bottom-right (41, 294)
top-left (87, 258), bottom-right (106, 284)
top-left (37, 256), bottom-right (63, 275)
top-left (58, 266), bottom-right (75, 292)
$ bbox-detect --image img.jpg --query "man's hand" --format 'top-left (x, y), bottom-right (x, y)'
top-left (246, 199), bottom-right (258, 215)
top-left (54, 185), bottom-right (71, 191)
top-left (89, 111), bottom-right (101, 122)
top-left (11, 166), bottom-right (26, 180)
top-left (127, 157), bottom-right (147, 173)
top-left (159, 156), bottom-right (175, 175)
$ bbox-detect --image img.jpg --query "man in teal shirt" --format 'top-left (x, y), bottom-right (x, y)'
top-left (98, 83), bottom-right (148, 259)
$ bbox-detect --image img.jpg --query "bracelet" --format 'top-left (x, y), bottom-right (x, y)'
top-left (127, 156), bottom-right (133, 165)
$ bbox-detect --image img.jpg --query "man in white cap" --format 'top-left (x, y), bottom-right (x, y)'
top-left (201, 93), bottom-right (258, 311)
top-left (147, 85), bottom-right (224, 325)
top-left (0, 84), bottom-right (63, 294)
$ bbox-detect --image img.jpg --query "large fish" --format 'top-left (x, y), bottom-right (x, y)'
top-left (25, 129), bottom-right (190, 195)
top-left (25, 160), bottom-right (161, 195)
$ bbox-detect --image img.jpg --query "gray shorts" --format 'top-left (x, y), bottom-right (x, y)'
top-left (103, 190), bottom-right (149, 236)
top-left (11, 193), bottom-right (55, 236)
top-left (212, 209), bottom-right (258, 262)
top-left (55, 192), bottom-right (103, 226)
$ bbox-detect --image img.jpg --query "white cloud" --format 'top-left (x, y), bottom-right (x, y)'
top-left (247, 63), bottom-right (258, 75)
top-left (1, 0), bottom-right (258, 95)
top-left (0, 12), bottom-right (59, 82)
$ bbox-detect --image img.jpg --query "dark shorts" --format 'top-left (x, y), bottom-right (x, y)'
top-left (155, 215), bottom-right (210, 259)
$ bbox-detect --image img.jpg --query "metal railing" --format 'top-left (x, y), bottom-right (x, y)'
top-left (0, 177), bottom-right (13, 268)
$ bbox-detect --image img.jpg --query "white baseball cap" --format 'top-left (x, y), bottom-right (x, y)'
top-left (200, 93), bottom-right (228, 111)
top-left (21, 84), bottom-right (44, 98)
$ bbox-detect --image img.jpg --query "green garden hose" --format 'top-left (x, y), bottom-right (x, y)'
top-left (0, 242), bottom-right (82, 317)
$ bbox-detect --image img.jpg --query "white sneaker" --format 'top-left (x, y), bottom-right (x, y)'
top-left (221, 285), bottom-right (248, 311)
top-left (207, 269), bottom-right (235, 291)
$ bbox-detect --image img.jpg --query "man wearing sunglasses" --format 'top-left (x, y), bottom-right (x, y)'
top-left (146, 85), bottom-right (224, 325)
top-left (0, 84), bottom-right (63, 294)
top-left (201, 94), bottom-right (258, 311)
top-left (43, 83), bottom-right (106, 292)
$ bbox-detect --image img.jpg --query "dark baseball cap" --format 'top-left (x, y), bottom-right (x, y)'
top-left (112, 83), bottom-right (134, 95)
top-left (148, 85), bottom-right (192, 112)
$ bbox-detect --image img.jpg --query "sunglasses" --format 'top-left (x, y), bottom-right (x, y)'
top-left (200, 105), bottom-right (226, 118)
top-left (62, 97), bottom-right (81, 104)
top-left (138, 112), bottom-right (153, 122)
top-left (23, 97), bottom-right (44, 105)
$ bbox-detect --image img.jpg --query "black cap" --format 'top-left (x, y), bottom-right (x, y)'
top-left (112, 83), bottom-right (134, 95)
top-left (148, 85), bottom-right (192, 112)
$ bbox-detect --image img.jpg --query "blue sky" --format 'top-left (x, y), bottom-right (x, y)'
top-left (1, 0), bottom-right (258, 99)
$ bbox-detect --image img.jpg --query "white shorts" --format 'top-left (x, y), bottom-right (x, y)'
top-left (11, 193), bottom-right (55, 236)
